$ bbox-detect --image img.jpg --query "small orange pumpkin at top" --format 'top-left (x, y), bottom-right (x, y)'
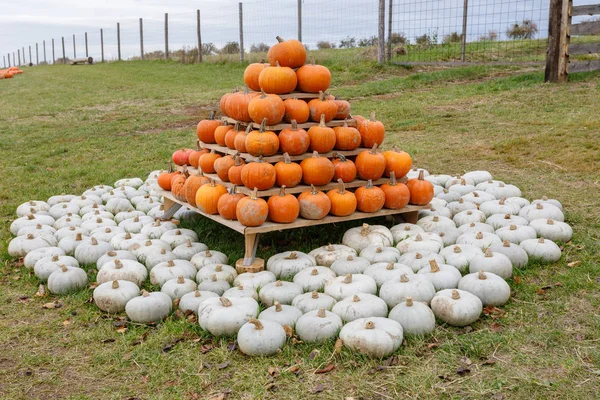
top-left (226, 86), bottom-right (259, 123)
top-left (283, 97), bottom-right (310, 123)
top-left (267, 36), bottom-right (306, 68)
top-left (307, 91), bottom-right (337, 122)
top-left (296, 61), bottom-right (332, 93)
top-left (333, 120), bottom-right (361, 151)
top-left (258, 61), bottom-right (297, 95)
top-left (198, 149), bottom-right (221, 174)
top-left (307, 114), bottom-right (336, 153)
top-left (332, 153), bottom-right (357, 183)
top-left (300, 151), bottom-right (335, 186)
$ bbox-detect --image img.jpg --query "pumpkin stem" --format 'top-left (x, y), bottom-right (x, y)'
top-left (125, 232), bottom-right (132, 239)
top-left (205, 250), bottom-right (213, 257)
top-left (248, 318), bottom-right (264, 330)
top-left (418, 170), bottom-right (425, 181)
top-left (26, 213), bottom-right (35, 220)
top-left (215, 265), bottom-right (223, 272)
top-left (415, 252), bottom-right (422, 259)
top-left (260, 88), bottom-right (267, 99)
top-left (352, 295), bottom-right (360, 302)
top-left (366, 179), bottom-right (374, 189)
top-left (291, 119), bottom-right (298, 130)
top-left (219, 297), bottom-right (232, 307)
top-left (310, 268), bottom-right (319, 276)
top-left (75, 233), bottom-right (83, 241)
top-left (509, 224), bottom-right (517, 231)
top-left (386, 262), bottom-right (394, 270)
top-left (275, 280), bottom-right (283, 287)
top-left (310, 184), bottom-right (318, 195)
top-left (177, 275), bottom-right (185, 284)
top-left (360, 223), bottom-right (371, 236)
top-left (343, 274), bottom-right (352, 284)
top-left (52, 254), bottom-right (60, 262)
top-left (167, 260), bottom-right (175, 267)
top-left (318, 113), bottom-right (326, 127)
top-left (453, 246), bottom-right (462, 253)
top-left (283, 152), bottom-right (292, 164)
top-left (274, 301), bottom-right (283, 312)
top-left (311, 291), bottom-right (319, 299)
top-left (451, 290), bottom-right (461, 300)
top-left (369, 111), bottom-right (376, 121)
top-left (286, 251), bottom-right (297, 260)
top-left (415, 233), bottom-right (423, 242)
top-left (337, 179), bottom-right (346, 194)
top-left (369, 143), bottom-right (378, 155)
top-left (405, 296), bottom-right (414, 307)
top-left (251, 187), bottom-right (259, 200)
top-left (475, 232), bottom-right (483, 240)
top-left (114, 259), bottom-right (123, 269)
top-left (326, 244), bottom-right (335, 251)
top-left (538, 237), bottom-right (545, 243)
top-left (389, 171), bottom-right (397, 186)
top-left (365, 321), bottom-right (375, 329)
top-left (186, 239), bottom-right (193, 247)
top-left (429, 259), bottom-right (440, 272)
top-left (160, 248), bottom-right (166, 254)
top-left (26, 233), bottom-right (34, 239)
top-left (275, 35), bottom-right (284, 43)
top-left (478, 270), bottom-right (487, 280)
top-left (376, 247), bottom-right (383, 254)
top-left (536, 203), bottom-right (543, 210)
top-left (547, 218), bottom-right (554, 225)
top-left (347, 255), bottom-right (354, 261)
top-left (211, 274), bottom-right (217, 282)
top-left (484, 248), bottom-right (493, 257)
top-left (142, 290), bottom-right (150, 297)
top-left (245, 124), bottom-right (253, 134)
top-left (400, 274), bottom-right (409, 282)
top-left (317, 308), bottom-right (326, 318)
top-left (503, 239), bottom-right (511, 247)
top-left (60, 265), bottom-right (68, 272)
top-left (112, 280), bottom-right (120, 289)
top-left (208, 110), bottom-right (216, 120)
top-left (259, 117), bottom-right (267, 132)
top-left (194, 290), bottom-right (201, 297)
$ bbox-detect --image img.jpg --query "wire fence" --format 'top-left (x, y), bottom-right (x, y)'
top-left (1, 0), bottom-right (570, 68)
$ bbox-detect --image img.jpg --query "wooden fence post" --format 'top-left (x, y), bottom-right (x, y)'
top-left (29, 45), bottom-right (32, 65)
top-left (165, 13), bottom-right (169, 60)
top-left (62, 37), bottom-right (66, 63)
top-left (8, 54), bottom-right (11, 67)
top-left (378, 0), bottom-right (385, 63)
top-left (23, 47), bottom-right (25, 64)
top-left (73, 35), bottom-right (76, 58)
top-left (297, 0), bottom-right (302, 42)
top-left (461, 0), bottom-right (469, 62)
top-left (52, 39), bottom-right (55, 64)
top-left (43, 40), bottom-right (47, 63)
top-left (85, 32), bottom-right (89, 57)
top-left (387, 0), bottom-right (393, 61)
top-left (140, 18), bottom-right (145, 60)
top-left (3, 55), bottom-right (5, 68)
top-left (100, 29), bottom-right (104, 62)
top-left (545, 0), bottom-right (571, 82)
top-left (197, 10), bottom-right (202, 63)
top-left (239, 3), bottom-right (244, 62)
top-left (18, 49), bottom-right (21, 65)
top-left (117, 23), bottom-right (122, 61)
top-left (36, 43), bottom-right (39, 65)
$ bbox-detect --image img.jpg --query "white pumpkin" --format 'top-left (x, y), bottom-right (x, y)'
top-left (456, 231), bottom-right (502, 250)
top-left (529, 218), bottom-right (572, 242)
top-left (407, 168), bottom-right (430, 179)
top-left (388, 296), bottom-right (435, 335)
top-left (489, 240), bottom-right (529, 268)
top-left (259, 280), bottom-right (304, 306)
top-left (178, 290), bottom-right (219, 314)
top-left (418, 215), bottom-right (456, 232)
top-left (479, 198), bottom-right (521, 217)
top-left (172, 239), bottom-right (209, 260)
top-left (342, 223), bottom-right (394, 252)
top-left (110, 232), bottom-right (142, 251)
top-left (160, 228), bottom-right (199, 248)
top-left (144, 248), bottom-right (177, 270)
top-left (80, 205), bottom-right (112, 219)
top-left (97, 259), bottom-right (148, 286)
top-left (118, 216), bottom-right (154, 234)
top-left (436, 188), bottom-right (462, 203)
top-left (58, 232), bottom-right (90, 255)
top-left (233, 271), bottom-right (277, 290)
top-left (308, 244), bottom-right (357, 267)
top-left (460, 190), bottom-right (496, 206)
top-left (139, 220), bottom-right (177, 239)
top-left (390, 223), bottom-right (425, 243)
top-left (258, 302), bottom-right (303, 327)
top-left (266, 251), bottom-right (316, 279)
top-left (339, 317), bottom-right (403, 358)
top-left (324, 274), bottom-right (377, 301)
top-left (136, 198), bottom-right (161, 214)
top-left (34, 255), bottom-right (79, 281)
top-left (17, 223), bottom-right (57, 238)
top-left (195, 264), bottom-right (237, 284)
top-left (8, 234), bottom-right (56, 257)
top-left (425, 174), bottom-right (452, 186)
top-left (113, 210), bottom-right (145, 224)
top-left (84, 184), bottom-right (113, 197)
top-left (238, 319), bottom-right (287, 356)
top-left (417, 260), bottom-right (462, 290)
top-left (131, 239), bottom-right (171, 264)
top-left (396, 232), bottom-right (443, 254)
top-left (462, 170), bottom-right (493, 185)
top-left (531, 196), bottom-right (562, 210)
top-left (80, 217), bottom-right (117, 233)
top-left (447, 180), bottom-right (476, 196)
top-left (447, 198), bottom-right (478, 216)
top-left (161, 275), bottom-right (197, 299)
top-left (23, 246), bottom-right (64, 269)
top-left (505, 196), bottom-right (530, 209)
top-left (55, 226), bottom-right (86, 242)
top-left (293, 267), bottom-right (337, 292)
top-left (198, 296), bottom-right (259, 336)
top-left (457, 221), bottom-right (495, 234)
top-left (74, 237), bottom-right (113, 265)
top-left (150, 260), bottom-right (196, 286)
top-left (453, 209), bottom-right (486, 226)
top-left (16, 200), bottom-right (51, 217)
top-left (223, 284), bottom-right (259, 300)
top-left (495, 224), bottom-right (537, 244)
top-left (417, 206), bottom-right (452, 219)
top-left (469, 248), bottom-right (513, 279)
top-left (71, 195), bottom-right (102, 209)
top-left (190, 250), bottom-right (229, 270)
top-left (48, 202), bottom-right (80, 220)
top-left (434, 228), bottom-right (462, 247)
top-left (295, 308), bottom-right (342, 342)
top-left (93, 280), bottom-right (140, 313)
top-left (47, 194), bottom-right (76, 207)
top-left (115, 177), bottom-right (143, 188)
top-left (97, 250), bottom-right (137, 269)
top-left (147, 205), bottom-right (165, 219)
top-left (47, 265), bottom-right (89, 294)
top-left (331, 293), bottom-right (388, 322)
top-left (126, 290), bottom-right (172, 323)
top-left (10, 213), bottom-right (55, 235)
top-left (520, 237), bottom-right (562, 262)
top-left (90, 226), bottom-right (126, 243)
top-left (364, 262), bottom-right (414, 287)
top-left (519, 202), bottom-right (564, 222)
top-left (429, 197), bottom-right (448, 209)
top-left (292, 291), bottom-right (337, 313)
top-left (104, 198), bottom-right (134, 215)
top-left (197, 275), bottom-right (230, 295)
top-left (330, 255), bottom-right (371, 275)
top-left (379, 273), bottom-right (436, 307)
top-left (485, 183), bottom-right (521, 199)
top-left (486, 213), bottom-right (529, 230)
top-left (359, 245), bottom-right (401, 264)
top-left (397, 251), bottom-right (445, 273)
top-left (458, 270), bottom-right (511, 306)
top-left (431, 289), bottom-right (482, 327)
top-left (439, 244), bottom-right (483, 273)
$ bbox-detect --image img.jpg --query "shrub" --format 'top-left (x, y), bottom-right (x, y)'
top-left (388, 32), bottom-right (408, 46)
top-left (339, 36), bottom-right (357, 48)
top-left (250, 43), bottom-right (270, 53)
top-left (221, 41), bottom-right (240, 54)
top-left (202, 43), bottom-right (218, 56)
top-left (507, 20), bottom-right (538, 40)
top-left (415, 30), bottom-right (437, 49)
top-left (479, 31), bottom-right (498, 41)
top-left (358, 36), bottom-right (378, 47)
top-left (443, 32), bottom-right (462, 44)
top-left (317, 41), bottom-right (336, 49)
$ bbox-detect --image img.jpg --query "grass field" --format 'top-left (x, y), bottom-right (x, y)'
top-left (1, 56), bottom-right (599, 400)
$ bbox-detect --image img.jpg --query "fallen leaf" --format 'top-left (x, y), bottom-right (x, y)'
top-left (14, 258), bottom-right (24, 268)
top-left (62, 318), bottom-right (72, 326)
top-left (537, 288), bottom-right (547, 296)
top-left (201, 344), bottom-right (215, 354)
top-left (287, 364), bottom-right (301, 375)
top-left (101, 338), bottom-right (115, 343)
top-left (383, 355), bottom-right (399, 366)
top-left (18, 295), bottom-right (30, 301)
top-left (310, 384), bottom-right (326, 394)
top-left (267, 366), bottom-right (279, 377)
top-left (283, 325), bottom-right (294, 337)
top-left (427, 342), bottom-right (440, 349)
top-left (186, 313), bottom-right (197, 323)
top-left (333, 338), bottom-right (343, 355)
top-left (265, 382), bottom-right (277, 391)
top-left (554, 282), bottom-right (563, 287)
top-left (460, 357), bottom-right (473, 366)
top-left (173, 309), bottom-right (184, 320)
top-left (482, 358), bottom-right (497, 366)
top-left (490, 322), bottom-right (502, 333)
top-left (291, 337), bottom-right (303, 345)
top-left (567, 261), bottom-right (581, 268)
top-left (483, 306), bottom-right (506, 319)
top-left (35, 284), bottom-right (46, 297)
top-left (88, 282), bottom-right (98, 290)
top-left (463, 326), bottom-right (473, 333)
top-left (314, 364), bottom-right (335, 374)
top-left (42, 302), bottom-right (61, 309)
top-left (456, 365), bottom-right (471, 376)
top-left (575, 245), bottom-right (585, 250)
top-left (116, 327), bottom-right (127, 334)
top-left (216, 361), bottom-right (230, 370)
top-left (308, 349), bottom-right (320, 360)
top-left (227, 342), bottom-right (238, 352)
top-left (513, 276), bottom-right (521, 285)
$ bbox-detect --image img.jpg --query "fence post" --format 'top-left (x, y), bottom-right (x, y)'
top-left (378, 0), bottom-right (385, 63)
top-left (545, 0), bottom-right (571, 82)
top-left (23, 47), bottom-right (26, 64)
top-left (239, 2), bottom-right (244, 62)
top-left (85, 32), bottom-right (89, 57)
top-left (18, 49), bottom-right (21, 65)
top-left (197, 10), bottom-right (202, 63)
top-left (387, 0), bottom-right (393, 61)
top-left (36, 43), bottom-right (39, 65)
top-left (461, 0), bottom-right (468, 62)
top-left (43, 40), bottom-right (47, 63)
top-left (117, 23), bottom-right (122, 61)
top-left (73, 34), bottom-right (76, 58)
top-left (100, 29), bottom-right (104, 62)
top-left (8, 54), bottom-right (10, 67)
top-left (29, 45), bottom-right (32, 65)
top-left (62, 37), bottom-right (66, 63)
top-left (3, 56), bottom-right (5, 68)
top-left (165, 13), bottom-right (169, 60)
top-left (52, 39), bottom-right (55, 64)
top-left (297, 0), bottom-right (302, 42)
top-left (140, 18), bottom-right (145, 60)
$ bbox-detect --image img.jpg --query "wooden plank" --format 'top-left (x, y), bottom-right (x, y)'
top-left (571, 4), bottom-right (600, 16)
top-left (221, 117), bottom-right (356, 131)
top-left (569, 60), bottom-right (600, 73)
top-left (248, 91), bottom-right (322, 100)
top-left (571, 21), bottom-right (600, 36)
top-left (70, 57), bottom-right (94, 65)
top-left (569, 42), bottom-right (600, 55)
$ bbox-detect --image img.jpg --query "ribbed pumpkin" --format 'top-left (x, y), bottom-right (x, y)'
top-left (214, 155), bottom-right (237, 182)
top-left (279, 120), bottom-right (310, 155)
top-left (307, 114), bottom-right (336, 153)
top-left (241, 157), bottom-right (277, 190)
top-left (258, 61), bottom-right (297, 95)
top-left (307, 91), bottom-right (337, 122)
top-left (225, 122), bottom-right (241, 149)
top-left (267, 36), bottom-right (306, 68)
top-left (355, 180), bottom-right (385, 213)
top-left (298, 185), bottom-right (331, 220)
top-left (172, 148), bottom-right (194, 166)
top-left (355, 144), bottom-right (386, 181)
top-left (380, 172), bottom-right (410, 209)
top-left (333, 120), bottom-right (361, 151)
top-left (283, 97), bottom-right (310, 123)
top-left (157, 163), bottom-right (179, 191)
top-left (245, 118), bottom-right (280, 157)
top-left (214, 124), bottom-right (233, 147)
top-left (227, 156), bottom-right (246, 185)
top-left (248, 90), bottom-right (285, 125)
top-left (296, 62), bottom-right (332, 93)
top-left (234, 125), bottom-right (251, 153)
top-left (195, 180), bottom-right (228, 215)
top-left (274, 153), bottom-right (303, 188)
top-left (184, 169), bottom-right (211, 207)
top-left (327, 179), bottom-right (357, 217)
top-left (357, 112), bottom-right (385, 148)
top-left (236, 188), bottom-right (269, 227)
top-left (220, 87), bottom-right (238, 115)
top-left (171, 168), bottom-right (189, 201)
top-left (189, 141), bottom-right (210, 168)
top-left (226, 86), bottom-right (259, 122)
top-left (196, 111), bottom-right (222, 144)
top-left (332, 154), bottom-right (357, 183)
top-left (383, 146), bottom-right (413, 178)
top-left (268, 186), bottom-right (300, 223)
top-left (198, 150), bottom-right (221, 174)
top-left (406, 170), bottom-right (434, 205)
top-left (243, 60), bottom-right (268, 92)
top-left (333, 99), bottom-right (351, 120)
top-left (300, 151), bottom-right (335, 186)
top-left (217, 186), bottom-right (246, 220)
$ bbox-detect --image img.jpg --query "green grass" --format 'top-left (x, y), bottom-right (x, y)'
top-left (1, 56), bottom-right (600, 399)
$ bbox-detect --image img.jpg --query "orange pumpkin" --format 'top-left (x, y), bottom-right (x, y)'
top-left (172, 148), bottom-right (195, 166)
top-left (283, 97), bottom-right (310, 123)
top-left (245, 118), bottom-right (280, 157)
top-left (333, 120), bottom-right (361, 150)
top-left (355, 180), bottom-right (385, 213)
top-left (355, 144), bottom-right (386, 181)
top-left (220, 88), bottom-right (238, 116)
top-left (300, 151), bottom-right (335, 186)
top-left (225, 122), bottom-right (241, 149)
top-left (234, 125), bottom-right (251, 153)
top-left (226, 86), bottom-right (259, 122)
top-left (332, 154), bottom-right (357, 183)
top-left (307, 114), bottom-right (336, 153)
top-left (196, 111), bottom-right (222, 144)
top-left (307, 91), bottom-right (337, 122)
top-left (184, 169), bottom-right (210, 207)
top-left (274, 153), bottom-right (303, 188)
top-left (296, 62), bottom-right (332, 93)
top-left (383, 146), bottom-right (413, 178)
top-left (243, 60), bottom-right (268, 92)
top-left (236, 188), bottom-right (269, 227)
top-left (198, 150), bottom-right (221, 174)
top-left (267, 36), bottom-right (306, 68)
top-left (157, 162), bottom-right (179, 191)
top-left (240, 157), bottom-right (277, 190)
top-left (327, 179), bottom-right (357, 217)
top-left (380, 171), bottom-right (410, 209)
top-left (268, 186), bottom-right (300, 223)
top-left (258, 61), bottom-right (297, 95)
top-left (357, 112), bottom-right (385, 148)
top-left (189, 141), bottom-right (210, 168)
top-left (195, 180), bottom-right (228, 215)
top-left (333, 99), bottom-right (351, 120)
top-left (248, 90), bottom-right (285, 125)
top-left (279, 120), bottom-right (310, 156)
top-left (406, 170), bottom-right (434, 205)
top-left (214, 155), bottom-right (237, 182)
top-left (214, 124), bottom-right (233, 147)
top-left (217, 186), bottom-right (246, 220)
top-left (227, 156), bottom-right (246, 185)
top-left (171, 168), bottom-right (189, 201)
top-left (298, 185), bottom-right (331, 220)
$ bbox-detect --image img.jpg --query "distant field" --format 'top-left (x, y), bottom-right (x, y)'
top-left (0, 56), bottom-right (599, 399)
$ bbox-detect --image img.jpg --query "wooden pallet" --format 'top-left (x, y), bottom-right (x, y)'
top-left (221, 117), bottom-right (356, 131)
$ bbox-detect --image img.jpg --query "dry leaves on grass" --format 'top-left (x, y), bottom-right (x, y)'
top-left (310, 384), bottom-right (327, 394)
top-left (42, 301), bottom-right (62, 309)
top-left (568, 260), bottom-right (581, 268)
top-left (314, 364), bottom-right (335, 374)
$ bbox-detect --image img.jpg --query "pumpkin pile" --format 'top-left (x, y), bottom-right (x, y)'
top-left (7, 166), bottom-right (574, 357)
top-left (158, 36), bottom-right (428, 227)
top-left (0, 67), bottom-right (22, 79)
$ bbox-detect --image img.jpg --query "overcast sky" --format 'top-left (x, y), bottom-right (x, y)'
top-left (1, 0), bottom-right (596, 65)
